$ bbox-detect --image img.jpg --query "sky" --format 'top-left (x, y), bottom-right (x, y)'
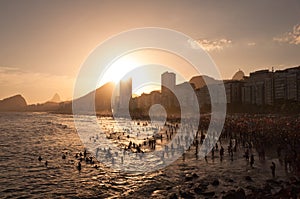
top-left (0, 0), bottom-right (300, 103)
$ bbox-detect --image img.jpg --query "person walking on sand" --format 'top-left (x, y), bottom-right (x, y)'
top-left (38, 156), bottom-right (42, 162)
top-left (220, 146), bottom-right (224, 162)
top-left (250, 154), bottom-right (254, 168)
top-left (77, 162), bottom-right (81, 172)
top-left (270, 162), bottom-right (276, 178)
top-left (244, 149), bottom-right (249, 162)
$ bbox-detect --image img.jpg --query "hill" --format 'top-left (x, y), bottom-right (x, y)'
top-left (0, 94), bottom-right (27, 111)
top-left (189, 75), bottom-right (219, 89)
top-left (61, 82), bottom-right (115, 115)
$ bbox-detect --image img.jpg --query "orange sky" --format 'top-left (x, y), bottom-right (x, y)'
top-left (0, 1), bottom-right (299, 103)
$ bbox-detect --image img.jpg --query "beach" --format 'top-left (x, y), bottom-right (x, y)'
top-left (0, 112), bottom-right (299, 198)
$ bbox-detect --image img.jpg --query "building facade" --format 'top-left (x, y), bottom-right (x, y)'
top-left (119, 78), bottom-right (132, 110)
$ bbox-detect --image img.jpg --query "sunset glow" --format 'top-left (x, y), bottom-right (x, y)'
top-left (98, 54), bottom-right (141, 86)
top-left (0, 1), bottom-right (299, 104)
top-left (2, 2), bottom-right (300, 198)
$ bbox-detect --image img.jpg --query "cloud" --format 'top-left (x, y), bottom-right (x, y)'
top-left (273, 24), bottom-right (300, 45)
top-left (188, 39), bottom-right (202, 50)
top-left (247, 42), bottom-right (256, 46)
top-left (192, 38), bottom-right (232, 51)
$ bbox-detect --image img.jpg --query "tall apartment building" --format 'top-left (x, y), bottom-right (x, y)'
top-left (241, 70), bottom-right (272, 105)
top-left (274, 71), bottom-right (287, 102)
top-left (264, 77), bottom-right (274, 105)
top-left (161, 72), bottom-right (176, 108)
top-left (240, 66), bottom-right (300, 105)
top-left (119, 78), bottom-right (132, 109)
top-left (161, 72), bottom-right (176, 93)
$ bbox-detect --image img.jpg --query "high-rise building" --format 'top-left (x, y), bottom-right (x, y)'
top-left (241, 70), bottom-right (272, 105)
top-left (274, 71), bottom-right (287, 102)
top-left (273, 66), bottom-right (300, 103)
top-left (286, 72), bottom-right (297, 101)
top-left (224, 80), bottom-right (243, 104)
top-left (161, 72), bottom-right (176, 108)
top-left (119, 78), bottom-right (132, 109)
top-left (161, 72), bottom-right (176, 93)
top-left (240, 66), bottom-right (300, 105)
top-left (264, 77), bottom-right (274, 105)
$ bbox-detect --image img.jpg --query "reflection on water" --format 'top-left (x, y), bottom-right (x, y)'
top-left (0, 112), bottom-right (290, 198)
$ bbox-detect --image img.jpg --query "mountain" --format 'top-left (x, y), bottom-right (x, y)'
top-left (22, 82), bottom-right (116, 114)
top-left (189, 75), bottom-right (219, 89)
top-left (0, 94), bottom-right (27, 111)
top-left (65, 82), bottom-right (115, 115)
top-left (49, 93), bottom-right (61, 103)
top-left (232, 70), bottom-right (245, 80)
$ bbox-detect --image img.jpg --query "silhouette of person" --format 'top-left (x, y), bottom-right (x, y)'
top-left (77, 162), bottom-right (81, 172)
top-left (270, 162), bottom-right (276, 178)
top-left (250, 154), bottom-right (254, 168)
top-left (220, 146), bottom-right (224, 161)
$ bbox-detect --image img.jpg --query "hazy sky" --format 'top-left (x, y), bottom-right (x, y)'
top-left (0, 0), bottom-right (299, 103)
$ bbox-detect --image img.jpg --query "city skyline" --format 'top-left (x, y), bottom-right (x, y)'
top-left (124, 65), bottom-right (300, 117)
top-left (2, 64), bottom-right (300, 106)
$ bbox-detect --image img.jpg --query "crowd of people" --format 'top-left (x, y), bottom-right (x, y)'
top-left (197, 114), bottom-right (300, 176)
top-left (38, 114), bottom-right (300, 178)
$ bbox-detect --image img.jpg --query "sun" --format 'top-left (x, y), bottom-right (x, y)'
top-left (98, 54), bottom-right (140, 86)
